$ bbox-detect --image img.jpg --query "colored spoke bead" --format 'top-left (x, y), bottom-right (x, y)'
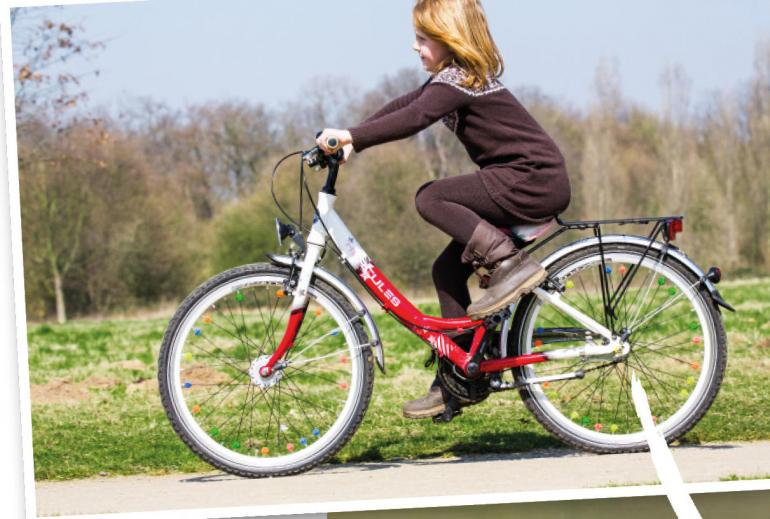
top-left (618, 265), bottom-right (627, 274)
top-left (235, 291), bottom-right (245, 302)
top-left (260, 447), bottom-right (270, 455)
top-left (279, 424), bottom-right (288, 433)
top-left (286, 443), bottom-right (295, 452)
top-left (604, 266), bottom-right (612, 274)
top-left (668, 287), bottom-right (676, 296)
top-left (609, 424), bottom-right (619, 433)
top-left (312, 428), bottom-right (321, 437)
top-left (193, 328), bottom-right (202, 336)
top-left (581, 416), bottom-right (590, 426)
top-left (565, 280), bottom-right (575, 289)
top-left (689, 322), bottom-right (699, 331)
top-left (570, 411), bottom-right (579, 421)
top-left (542, 381), bottom-right (551, 388)
top-left (340, 355), bottom-right (348, 364)
top-left (314, 308), bottom-right (323, 317)
top-left (275, 289), bottom-right (285, 298)
top-left (692, 336), bottom-right (702, 345)
top-left (299, 437), bottom-right (308, 446)
top-left (338, 382), bottom-right (348, 390)
top-left (231, 441), bottom-right (241, 450)
top-left (679, 389), bottom-right (689, 398)
top-left (651, 415), bottom-right (658, 424)
top-left (534, 339), bottom-right (543, 348)
top-left (536, 327), bottom-right (545, 334)
top-left (657, 277), bottom-right (666, 286)
top-left (330, 329), bottom-right (340, 336)
top-left (210, 428), bottom-right (219, 437)
top-left (192, 404), bottom-right (201, 414)
top-left (687, 376), bottom-right (695, 386)
top-left (594, 423), bottom-right (603, 432)
top-left (183, 382), bottom-right (192, 389)
top-left (202, 314), bottom-right (212, 324)
top-left (183, 352), bottom-right (193, 361)
top-left (691, 362), bottom-right (700, 370)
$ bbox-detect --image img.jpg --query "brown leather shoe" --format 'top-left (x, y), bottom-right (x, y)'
top-left (402, 384), bottom-right (447, 419)
top-left (466, 250), bottom-right (546, 319)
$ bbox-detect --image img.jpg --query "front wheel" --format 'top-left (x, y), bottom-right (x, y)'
top-left (158, 263), bottom-right (375, 477)
top-left (509, 243), bottom-right (727, 453)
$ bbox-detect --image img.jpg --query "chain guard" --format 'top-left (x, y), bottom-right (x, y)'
top-left (437, 358), bottom-right (490, 405)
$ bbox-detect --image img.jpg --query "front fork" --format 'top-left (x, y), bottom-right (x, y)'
top-left (259, 225), bottom-right (327, 378)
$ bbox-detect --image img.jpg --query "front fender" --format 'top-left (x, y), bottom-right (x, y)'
top-left (539, 234), bottom-right (734, 312)
top-left (266, 254), bottom-right (385, 373)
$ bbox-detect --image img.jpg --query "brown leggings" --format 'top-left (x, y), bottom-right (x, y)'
top-left (414, 173), bottom-right (530, 318)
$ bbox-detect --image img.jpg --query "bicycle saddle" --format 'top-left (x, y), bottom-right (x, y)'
top-left (506, 218), bottom-right (557, 244)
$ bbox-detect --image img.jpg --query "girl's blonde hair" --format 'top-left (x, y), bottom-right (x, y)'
top-left (412, 0), bottom-right (504, 90)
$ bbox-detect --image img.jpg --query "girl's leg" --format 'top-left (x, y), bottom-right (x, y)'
top-left (432, 240), bottom-right (473, 318)
top-left (415, 173), bottom-right (547, 319)
top-left (404, 175), bottom-right (522, 419)
top-left (414, 173), bottom-right (520, 244)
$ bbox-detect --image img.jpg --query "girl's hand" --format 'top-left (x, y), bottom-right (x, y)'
top-left (340, 143), bottom-right (354, 164)
top-left (316, 129), bottom-right (353, 155)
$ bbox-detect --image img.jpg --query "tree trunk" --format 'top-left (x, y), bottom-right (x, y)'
top-left (53, 268), bottom-right (66, 324)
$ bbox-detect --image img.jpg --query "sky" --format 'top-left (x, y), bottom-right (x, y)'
top-left (10, 0), bottom-right (770, 117)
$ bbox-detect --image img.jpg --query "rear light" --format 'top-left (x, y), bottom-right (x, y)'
top-left (667, 219), bottom-right (683, 241)
top-left (706, 267), bottom-right (722, 284)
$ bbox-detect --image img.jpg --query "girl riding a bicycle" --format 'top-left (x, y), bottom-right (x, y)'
top-left (316, 0), bottom-right (571, 419)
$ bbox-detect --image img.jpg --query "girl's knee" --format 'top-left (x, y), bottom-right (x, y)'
top-left (415, 180), bottom-right (437, 219)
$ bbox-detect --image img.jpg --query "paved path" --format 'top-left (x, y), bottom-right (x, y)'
top-left (36, 441), bottom-right (770, 516)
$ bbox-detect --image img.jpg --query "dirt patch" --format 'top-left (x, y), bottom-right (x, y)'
top-left (113, 359), bottom-right (147, 371)
top-left (127, 378), bottom-right (159, 394)
top-left (31, 376), bottom-right (116, 405)
top-left (181, 364), bottom-right (232, 386)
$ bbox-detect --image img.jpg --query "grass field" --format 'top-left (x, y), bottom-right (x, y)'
top-left (26, 277), bottom-right (770, 480)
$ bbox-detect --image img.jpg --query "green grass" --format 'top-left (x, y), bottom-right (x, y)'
top-left (27, 278), bottom-right (770, 480)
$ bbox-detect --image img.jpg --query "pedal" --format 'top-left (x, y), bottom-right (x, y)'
top-left (483, 307), bottom-right (512, 328)
top-left (432, 399), bottom-right (463, 423)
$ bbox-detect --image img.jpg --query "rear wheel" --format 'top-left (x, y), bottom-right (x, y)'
top-left (509, 243), bottom-right (726, 453)
top-left (158, 263), bottom-right (374, 477)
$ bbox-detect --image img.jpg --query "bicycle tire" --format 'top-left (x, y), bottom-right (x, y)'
top-left (509, 243), bottom-right (727, 453)
top-left (158, 263), bottom-right (375, 477)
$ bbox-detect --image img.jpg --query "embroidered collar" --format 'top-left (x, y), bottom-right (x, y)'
top-left (430, 64), bottom-right (504, 96)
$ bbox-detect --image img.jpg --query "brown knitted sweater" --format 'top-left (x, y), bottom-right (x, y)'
top-left (348, 64), bottom-right (571, 223)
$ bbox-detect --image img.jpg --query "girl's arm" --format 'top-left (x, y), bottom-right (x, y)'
top-left (348, 82), bottom-right (467, 153)
top-left (360, 79), bottom-right (432, 124)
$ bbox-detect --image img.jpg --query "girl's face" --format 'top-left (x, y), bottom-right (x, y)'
top-left (412, 28), bottom-right (451, 72)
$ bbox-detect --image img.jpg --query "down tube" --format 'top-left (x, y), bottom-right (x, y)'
top-left (317, 195), bottom-right (428, 320)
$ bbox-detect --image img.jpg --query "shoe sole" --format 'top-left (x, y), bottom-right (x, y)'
top-left (402, 403), bottom-right (447, 419)
top-left (467, 268), bottom-right (547, 320)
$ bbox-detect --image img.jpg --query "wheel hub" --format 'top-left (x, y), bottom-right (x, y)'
top-left (249, 355), bottom-right (283, 388)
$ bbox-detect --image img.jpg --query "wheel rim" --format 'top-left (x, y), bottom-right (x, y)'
top-left (167, 275), bottom-right (365, 470)
top-left (516, 251), bottom-right (716, 446)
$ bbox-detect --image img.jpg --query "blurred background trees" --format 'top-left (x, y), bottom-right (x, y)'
top-left (13, 11), bottom-right (770, 321)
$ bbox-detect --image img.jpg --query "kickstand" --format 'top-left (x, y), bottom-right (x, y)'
top-left (432, 397), bottom-right (463, 424)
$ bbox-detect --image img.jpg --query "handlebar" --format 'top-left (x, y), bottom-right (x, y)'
top-left (303, 131), bottom-right (345, 169)
top-left (301, 131), bottom-right (345, 195)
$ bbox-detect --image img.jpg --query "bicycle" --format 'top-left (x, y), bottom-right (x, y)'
top-left (158, 138), bottom-right (733, 477)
